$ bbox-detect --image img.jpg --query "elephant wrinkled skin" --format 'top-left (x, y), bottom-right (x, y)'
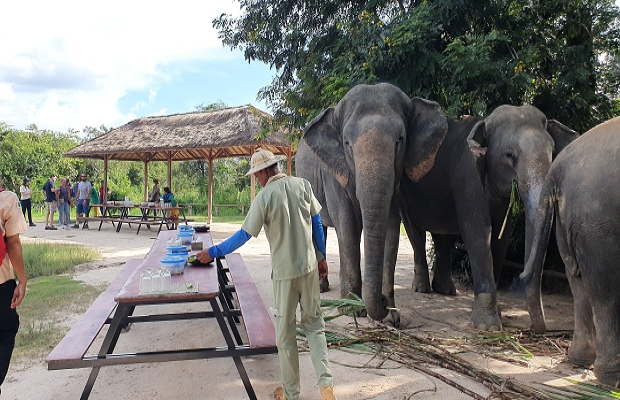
top-left (400, 105), bottom-right (577, 331)
top-left (521, 116), bottom-right (620, 387)
top-left (296, 83), bottom-right (447, 326)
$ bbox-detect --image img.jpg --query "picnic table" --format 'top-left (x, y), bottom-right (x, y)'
top-left (46, 230), bottom-right (277, 399)
top-left (83, 203), bottom-right (192, 234)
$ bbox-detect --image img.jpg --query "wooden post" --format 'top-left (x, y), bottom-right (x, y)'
top-left (167, 151), bottom-right (172, 191)
top-left (208, 156), bottom-right (213, 224)
top-left (143, 159), bottom-right (149, 201)
top-left (250, 146), bottom-right (256, 204)
top-left (103, 155), bottom-right (109, 203)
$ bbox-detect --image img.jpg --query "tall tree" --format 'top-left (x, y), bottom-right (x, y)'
top-left (214, 0), bottom-right (620, 134)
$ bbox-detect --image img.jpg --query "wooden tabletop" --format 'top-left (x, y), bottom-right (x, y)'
top-left (115, 230), bottom-right (216, 303)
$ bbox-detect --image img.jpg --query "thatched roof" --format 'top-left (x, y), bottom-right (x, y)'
top-left (64, 105), bottom-right (294, 161)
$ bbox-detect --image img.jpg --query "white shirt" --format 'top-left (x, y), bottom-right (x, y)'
top-left (19, 185), bottom-right (32, 200)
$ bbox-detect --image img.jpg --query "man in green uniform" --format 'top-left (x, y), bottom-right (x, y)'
top-left (196, 148), bottom-right (336, 400)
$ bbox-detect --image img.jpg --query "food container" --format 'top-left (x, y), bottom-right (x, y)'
top-left (166, 250), bottom-right (189, 265)
top-left (160, 255), bottom-right (185, 275)
top-left (178, 225), bottom-right (195, 232)
top-left (176, 231), bottom-right (194, 247)
top-left (166, 244), bottom-right (188, 254)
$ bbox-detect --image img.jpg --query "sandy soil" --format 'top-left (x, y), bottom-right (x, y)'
top-left (1, 221), bottom-right (591, 400)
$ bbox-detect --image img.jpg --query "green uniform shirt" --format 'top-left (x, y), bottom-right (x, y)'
top-left (242, 174), bottom-right (322, 281)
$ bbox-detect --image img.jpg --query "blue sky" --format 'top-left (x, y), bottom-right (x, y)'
top-left (0, 0), bottom-right (275, 133)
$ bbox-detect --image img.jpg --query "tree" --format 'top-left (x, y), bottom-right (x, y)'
top-left (214, 0), bottom-right (620, 134)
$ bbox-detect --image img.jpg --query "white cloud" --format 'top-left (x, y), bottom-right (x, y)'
top-left (0, 0), bottom-right (245, 131)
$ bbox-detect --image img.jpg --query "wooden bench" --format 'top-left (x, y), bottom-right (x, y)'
top-left (224, 253), bottom-right (276, 349)
top-left (46, 259), bottom-right (141, 370)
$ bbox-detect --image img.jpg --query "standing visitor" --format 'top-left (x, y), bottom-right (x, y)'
top-left (74, 173), bottom-right (92, 230)
top-left (196, 149), bottom-right (337, 400)
top-left (0, 181), bottom-right (28, 395)
top-left (149, 178), bottom-right (161, 203)
top-left (41, 174), bottom-right (57, 230)
top-left (56, 178), bottom-right (71, 230)
top-left (18, 178), bottom-right (35, 227)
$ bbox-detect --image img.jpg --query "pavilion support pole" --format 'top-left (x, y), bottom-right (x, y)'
top-left (103, 155), bottom-right (109, 203)
top-left (167, 152), bottom-right (172, 191)
top-left (144, 161), bottom-right (149, 201)
top-left (208, 155), bottom-right (213, 225)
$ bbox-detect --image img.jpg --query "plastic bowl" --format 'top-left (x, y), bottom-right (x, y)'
top-left (166, 245), bottom-right (188, 254)
top-left (178, 225), bottom-right (194, 231)
top-left (160, 255), bottom-right (185, 275)
top-left (176, 231), bottom-right (194, 246)
top-left (166, 251), bottom-right (189, 265)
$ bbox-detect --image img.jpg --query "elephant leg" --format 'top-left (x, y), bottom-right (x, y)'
top-left (430, 233), bottom-right (457, 295)
top-left (334, 224), bottom-right (362, 301)
top-left (592, 294), bottom-right (620, 386)
top-left (403, 223), bottom-right (431, 293)
top-left (319, 224), bottom-right (330, 293)
top-left (381, 201), bottom-right (401, 327)
top-left (458, 215), bottom-right (501, 331)
top-left (566, 272), bottom-right (597, 366)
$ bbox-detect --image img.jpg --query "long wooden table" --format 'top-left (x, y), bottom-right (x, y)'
top-left (59, 230), bottom-right (276, 399)
top-left (85, 203), bottom-right (190, 234)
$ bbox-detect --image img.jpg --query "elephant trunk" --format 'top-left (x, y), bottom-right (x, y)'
top-left (355, 132), bottom-right (395, 321)
top-left (519, 174), bottom-right (550, 333)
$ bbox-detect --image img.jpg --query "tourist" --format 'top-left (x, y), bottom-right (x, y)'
top-left (18, 178), bottom-right (35, 227)
top-left (41, 174), bottom-right (58, 230)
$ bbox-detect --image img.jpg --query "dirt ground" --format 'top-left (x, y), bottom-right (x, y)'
top-left (1, 221), bottom-right (593, 400)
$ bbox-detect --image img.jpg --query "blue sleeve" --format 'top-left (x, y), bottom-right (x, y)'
top-left (312, 213), bottom-right (326, 260)
top-left (208, 229), bottom-right (252, 258)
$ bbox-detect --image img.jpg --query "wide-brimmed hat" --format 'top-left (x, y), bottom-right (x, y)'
top-left (245, 148), bottom-right (286, 176)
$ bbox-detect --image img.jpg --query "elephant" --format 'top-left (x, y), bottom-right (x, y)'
top-left (296, 83), bottom-right (448, 325)
top-left (521, 116), bottom-right (620, 386)
top-left (399, 105), bottom-right (577, 330)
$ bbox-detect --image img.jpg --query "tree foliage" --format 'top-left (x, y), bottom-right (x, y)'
top-left (214, 0), bottom-right (620, 134)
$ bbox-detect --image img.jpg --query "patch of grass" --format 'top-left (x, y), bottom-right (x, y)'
top-left (14, 275), bottom-right (102, 359)
top-left (22, 242), bottom-right (100, 278)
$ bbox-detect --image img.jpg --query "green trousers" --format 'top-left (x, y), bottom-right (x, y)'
top-left (272, 268), bottom-right (333, 400)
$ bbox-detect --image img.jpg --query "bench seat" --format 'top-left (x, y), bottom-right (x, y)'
top-left (225, 253), bottom-right (276, 349)
top-left (46, 259), bottom-right (141, 370)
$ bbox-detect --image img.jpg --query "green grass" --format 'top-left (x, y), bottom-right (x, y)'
top-left (22, 242), bottom-right (100, 278)
top-left (11, 242), bottom-right (103, 359)
top-left (14, 275), bottom-right (102, 359)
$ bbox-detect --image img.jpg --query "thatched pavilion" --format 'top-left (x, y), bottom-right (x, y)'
top-left (64, 105), bottom-right (295, 223)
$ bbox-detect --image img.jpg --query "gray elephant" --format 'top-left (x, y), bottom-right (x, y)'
top-left (296, 83), bottom-right (447, 325)
top-left (400, 105), bottom-right (577, 330)
top-left (521, 116), bottom-right (620, 386)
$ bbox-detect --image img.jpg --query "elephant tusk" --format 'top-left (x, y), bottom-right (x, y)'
top-left (498, 181), bottom-right (518, 240)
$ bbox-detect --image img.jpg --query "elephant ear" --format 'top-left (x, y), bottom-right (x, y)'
top-left (302, 108), bottom-right (350, 188)
top-left (466, 120), bottom-right (489, 184)
top-left (547, 120), bottom-right (579, 158)
top-left (405, 98), bottom-right (448, 181)
top-left (467, 120), bottom-right (488, 158)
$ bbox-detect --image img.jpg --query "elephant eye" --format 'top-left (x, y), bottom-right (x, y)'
top-left (504, 152), bottom-right (517, 165)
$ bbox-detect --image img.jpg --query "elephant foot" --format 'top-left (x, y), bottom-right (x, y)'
top-left (412, 275), bottom-right (431, 293)
top-left (431, 276), bottom-right (456, 295)
top-left (320, 277), bottom-right (330, 293)
top-left (382, 309), bottom-right (401, 328)
top-left (471, 292), bottom-right (502, 331)
top-left (569, 344), bottom-right (596, 367)
top-left (593, 358), bottom-right (620, 388)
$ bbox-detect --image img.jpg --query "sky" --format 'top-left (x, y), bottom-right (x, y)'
top-left (0, 0), bottom-right (276, 133)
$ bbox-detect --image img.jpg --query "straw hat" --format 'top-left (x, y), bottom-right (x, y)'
top-left (245, 148), bottom-right (286, 176)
